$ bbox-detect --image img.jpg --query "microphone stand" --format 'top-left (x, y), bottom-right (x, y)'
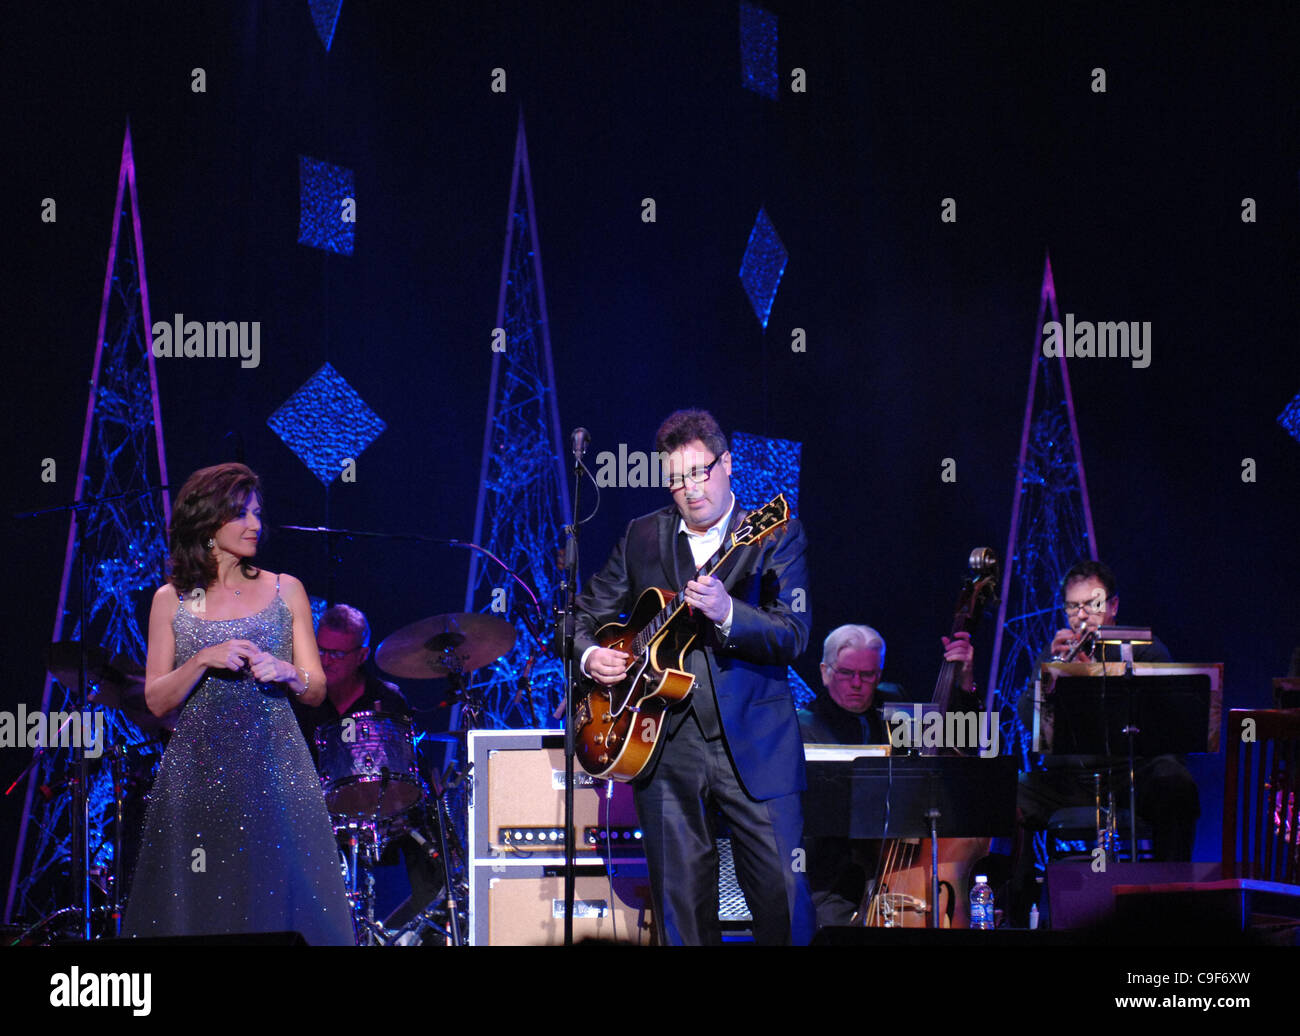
top-left (560, 429), bottom-right (588, 947)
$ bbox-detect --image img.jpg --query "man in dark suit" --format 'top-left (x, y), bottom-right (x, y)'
top-left (575, 409), bottom-right (815, 945)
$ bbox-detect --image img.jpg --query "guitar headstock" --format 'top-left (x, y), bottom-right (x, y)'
top-left (729, 493), bottom-right (790, 549)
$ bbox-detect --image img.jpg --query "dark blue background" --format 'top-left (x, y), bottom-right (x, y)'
top-left (4, 2), bottom-right (1299, 872)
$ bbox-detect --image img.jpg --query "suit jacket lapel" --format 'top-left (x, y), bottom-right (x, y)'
top-left (714, 504), bottom-right (750, 590)
top-left (659, 500), bottom-right (753, 592)
top-left (657, 507), bottom-right (679, 590)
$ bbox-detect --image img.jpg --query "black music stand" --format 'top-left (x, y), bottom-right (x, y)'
top-left (1039, 641), bottom-right (1215, 860)
top-left (803, 756), bottom-right (1017, 928)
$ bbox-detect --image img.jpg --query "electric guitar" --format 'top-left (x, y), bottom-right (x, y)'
top-left (574, 494), bottom-right (792, 782)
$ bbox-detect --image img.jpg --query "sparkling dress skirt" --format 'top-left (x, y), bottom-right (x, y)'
top-left (123, 593), bottom-right (355, 944)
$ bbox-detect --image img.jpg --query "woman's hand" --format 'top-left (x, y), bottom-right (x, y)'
top-left (198, 639), bottom-right (259, 672)
top-left (247, 650), bottom-right (296, 684)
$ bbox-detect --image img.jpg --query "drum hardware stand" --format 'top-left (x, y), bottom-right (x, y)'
top-left (13, 731), bottom-right (143, 945)
top-left (104, 738), bottom-right (133, 938)
top-left (427, 785), bottom-right (463, 945)
top-left (425, 671), bottom-right (476, 947)
top-left (386, 899), bottom-right (452, 946)
top-left (337, 820), bottom-right (386, 945)
top-left (14, 485), bottom-right (170, 940)
top-left (389, 803), bottom-right (466, 946)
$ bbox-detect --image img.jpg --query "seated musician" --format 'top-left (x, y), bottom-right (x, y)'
top-left (293, 604), bottom-right (444, 938)
top-left (798, 623), bottom-right (975, 928)
top-left (1013, 561), bottom-right (1200, 916)
top-left (295, 603), bottom-right (408, 748)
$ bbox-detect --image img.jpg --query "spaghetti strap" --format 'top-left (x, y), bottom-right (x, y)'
top-left (275, 573), bottom-right (281, 593)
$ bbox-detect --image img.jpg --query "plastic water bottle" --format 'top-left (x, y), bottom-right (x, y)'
top-left (969, 875), bottom-right (994, 930)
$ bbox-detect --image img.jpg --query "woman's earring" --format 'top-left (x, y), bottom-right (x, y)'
top-left (207, 538), bottom-right (215, 549)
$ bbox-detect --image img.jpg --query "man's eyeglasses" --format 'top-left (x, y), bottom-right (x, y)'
top-left (319, 646), bottom-right (363, 661)
top-left (1063, 597), bottom-right (1112, 615)
top-left (666, 454), bottom-right (725, 492)
top-left (830, 665), bottom-right (879, 684)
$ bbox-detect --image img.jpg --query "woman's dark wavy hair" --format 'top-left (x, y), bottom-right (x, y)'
top-left (168, 463), bottom-right (264, 593)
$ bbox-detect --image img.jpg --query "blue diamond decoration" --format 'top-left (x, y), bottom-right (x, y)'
top-left (788, 664), bottom-right (815, 709)
top-left (308, 0), bottom-right (344, 52)
top-left (1279, 394), bottom-right (1300, 444)
top-left (739, 207), bottom-right (788, 329)
top-left (730, 431), bottom-right (801, 516)
top-left (267, 362), bottom-right (386, 484)
top-left (298, 155), bottom-right (355, 255)
top-left (739, 2), bottom-right (778, 100)
top-left (729, 430), bottom-right (808, 707)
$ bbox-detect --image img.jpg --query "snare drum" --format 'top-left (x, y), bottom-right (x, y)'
top-left (315, 711), bottom-right (423, 818)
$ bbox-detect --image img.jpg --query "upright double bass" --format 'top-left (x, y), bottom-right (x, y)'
top-left (860, 548), bottom-right (1001, 928)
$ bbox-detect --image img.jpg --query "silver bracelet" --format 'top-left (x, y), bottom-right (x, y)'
top-left (292, 666), bottom-right (310, 697)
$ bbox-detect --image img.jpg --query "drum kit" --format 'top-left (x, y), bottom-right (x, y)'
top-left (21, 609), bottom-right (516, 947)
top-left (6, 641), bottom-right (174, 941)
top-left (312, 609), bottom-right (517, 946)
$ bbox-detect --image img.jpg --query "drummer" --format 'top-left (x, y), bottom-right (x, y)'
top-left (295, 603), bottom-right (409, 758)
top-left (296, 603), bottom-right (446, 938)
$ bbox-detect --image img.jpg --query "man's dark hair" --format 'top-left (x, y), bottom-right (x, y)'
top-left (1061, 559), bottom-right (1117, 600)
top-left (654, 408), bottom-right (729, 459)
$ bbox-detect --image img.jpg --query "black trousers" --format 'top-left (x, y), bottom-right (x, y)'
top-left (633, 710), bottom-right (815, 945)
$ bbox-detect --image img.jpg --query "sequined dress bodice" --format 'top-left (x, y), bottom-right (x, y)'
top-left (123, 586), bottom-right (354, 944)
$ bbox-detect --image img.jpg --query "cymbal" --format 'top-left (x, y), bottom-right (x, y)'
top-left (46, 641), bottom-right (141, 696)
top-left (47, 641), bottom-right (175, 732)
top-left (95, 690), bottom-right (179, 736)
top-left (376, 613), bottom-right (516, 680)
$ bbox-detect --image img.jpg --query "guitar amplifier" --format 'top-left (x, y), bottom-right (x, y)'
top-left (467, 729), bottom-right (653, 944)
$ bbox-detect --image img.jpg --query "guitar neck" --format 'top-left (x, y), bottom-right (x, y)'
top-left (629, 540), bottom-right (737, 657)
top-left (624, 494), bottom-right (791, 658)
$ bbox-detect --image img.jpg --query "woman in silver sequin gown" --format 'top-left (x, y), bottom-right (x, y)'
top-left (123, 463), bottom-right (354, 944)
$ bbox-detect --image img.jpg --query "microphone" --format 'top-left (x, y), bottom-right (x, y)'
top-left (570, 427), bottom-right (590, 459)
top-left (407, 828), bottom-right (442, 863)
